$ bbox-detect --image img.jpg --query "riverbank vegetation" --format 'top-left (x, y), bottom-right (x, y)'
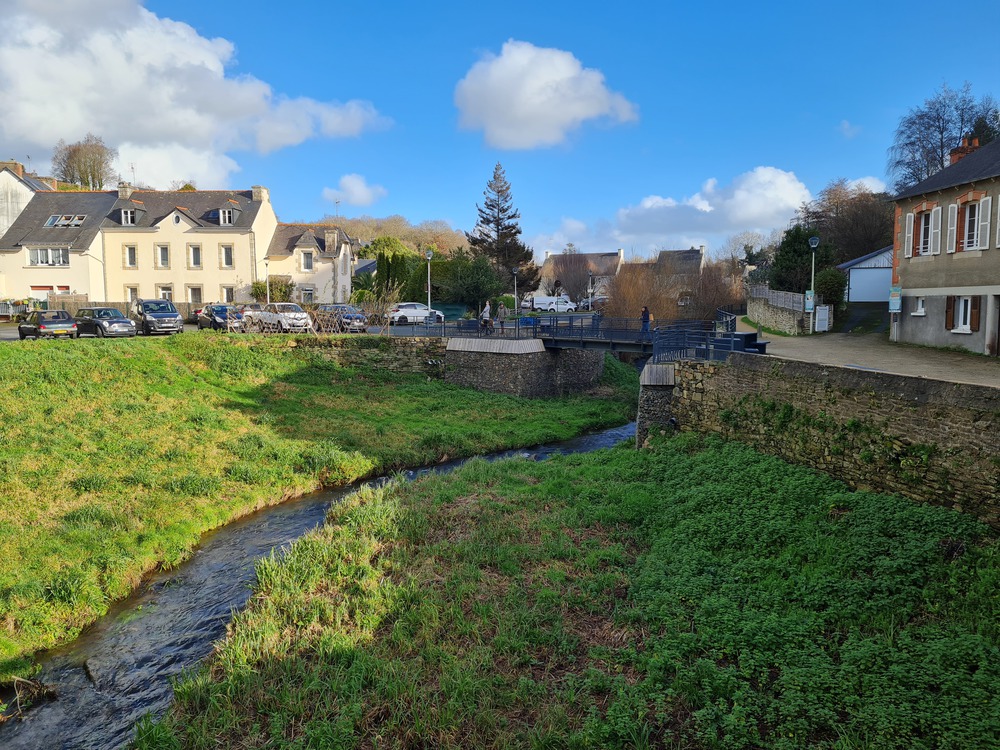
top-left (0, 335), bottom-right (636, 681)
top-left (138, 433), bottom-right (999, 749)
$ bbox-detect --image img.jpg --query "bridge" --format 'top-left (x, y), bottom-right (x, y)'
top-left (386, 308), bottom-right (769, 362)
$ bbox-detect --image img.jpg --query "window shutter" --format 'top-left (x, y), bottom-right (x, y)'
top-left (946, 204), bottom-right (958, 253)
top-left (970, 296), bottom-right (981, 331)
top-left (930, 207), bottom-right (942, 255)
top-left (945, 296), bottom-right (955, 329)
top-left (978, 197), bottom-right (992, 250)
top-left (904, 212), bottom-right (914, 258)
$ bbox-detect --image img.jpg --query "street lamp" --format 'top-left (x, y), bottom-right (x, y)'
top-left (425, 248), bottom-right (433, 317)
top-left (588, 271), bottom-right (593, 311)
top-left (512, 266), bottom-right (519, 309)
top-left (264, 257), bottom-right (270, 305)
top-left (808, 236), bottom-right (819, 333)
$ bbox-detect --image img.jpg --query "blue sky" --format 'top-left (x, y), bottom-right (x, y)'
top-left (3, 1), bottom-right (999, 262)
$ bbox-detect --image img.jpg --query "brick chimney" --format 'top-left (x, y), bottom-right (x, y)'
top-left (949, 136), bottom-right (980, 165)
top-left (0, 160), bottom-right (24, 178)
top-left (118, 181), bottom-right (134, 199)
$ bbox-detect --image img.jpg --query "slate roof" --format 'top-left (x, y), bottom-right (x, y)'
top-left (266, 223), bottom-right (352, 258)
top-left (894, 137), bottom-right (1000, 200)
top-left (656, 246), bottom-right (705, 275)
top-left (541, 251), bottom-right (621, 278)
top-left (0, 191), bottom-right (118, 250)
top-left (107, 189), bottom-right (261, 228)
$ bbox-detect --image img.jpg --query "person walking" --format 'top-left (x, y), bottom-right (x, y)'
top-left (497, 301), bottom-right (508, 334)
top-left (640, 305), bottom-right (651, 341)
top-left (480, 301), bottom-right (492, 335)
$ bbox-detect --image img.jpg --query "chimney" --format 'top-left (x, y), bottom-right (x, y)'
top-left (618, 248), bottom-right (624, 263)
top-left (118, 181), bottom-right (134, 199)
top-left (252, 185), bottom-right (269, 203)
top-left (324, 228), bottom-right (340, 253)
top-left (0, 160), bottom-right (24, 178)
top-left (949, 136), bottom-right (981, 165)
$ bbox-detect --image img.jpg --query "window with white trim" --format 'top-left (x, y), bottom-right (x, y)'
top-left (190, 244), bottom-right (202, 268)
top-left (301, 287), bottom-right (315, 304)
top-left (955, 296), bottom-right (972, 331)
top-left (220, 244), bottom-right (234, 268)
top-left (221, 286), bottom-right (235, 303)
top-left (28, 247), bottom-right (70, 266)
top-left (124, 244), bottom-right (137, 268)
top-left (157, 285), bottom-right (173, 301)
top-left (157, 245), bottom-right (170, 268)
top-left (963, 202), bottom-right (980, 250)
top-left (917, 212), bottom-right (934, 255)
top-left (302, 251), bottom-right (314, 272)
top-left (912, 297), bottom-right (926, 316)
top-left (122, 209), bottom-right (135, 225)
top-left (125, 286), bottom-right (139, 303)
top-left (219, 208), bottom-right (234, 226)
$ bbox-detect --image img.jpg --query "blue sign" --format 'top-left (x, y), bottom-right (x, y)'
top-left (889, 285), bottom-right (902, 313)
top-left (805, 290), bottom-right (815, 313)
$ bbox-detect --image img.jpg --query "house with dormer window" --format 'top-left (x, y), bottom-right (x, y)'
top-left (892, 136), bottom-right (1000, 355)
top-left (265, 224), bottom-right (360, 304)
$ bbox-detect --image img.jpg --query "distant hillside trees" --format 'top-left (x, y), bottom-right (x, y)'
top-left (52, 133), bottom-right (118, 190)
top-left (887, 82), bottom-right (999, 193)
top-left (797, 179), bottom-right (894, 265)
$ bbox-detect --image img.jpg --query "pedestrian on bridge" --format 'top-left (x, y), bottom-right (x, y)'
top-left (497, 302), bottom-right (507, 334)
top-left (641, 305), bottom-right (651, 340)
top-left (480, 301), bottom-right (493, 335)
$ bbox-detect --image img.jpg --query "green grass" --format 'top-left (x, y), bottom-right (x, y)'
top-left (137, 432), bottom-right (1000, 749)
top-left (0, 334), bottom-right (635, 681)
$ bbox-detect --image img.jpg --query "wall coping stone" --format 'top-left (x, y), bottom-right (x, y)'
top-left (446, 338), bottom-right (546, 355)
top-left (640, 363), bottom-right (676, 386)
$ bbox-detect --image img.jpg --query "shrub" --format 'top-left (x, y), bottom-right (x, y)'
top-left (816, 267), bottom-right (848, 305)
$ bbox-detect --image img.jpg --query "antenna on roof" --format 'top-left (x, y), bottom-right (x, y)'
top-left (26, 155), bottom-right (31, 173)
top-left (129, 163), bottom-right (136, 184)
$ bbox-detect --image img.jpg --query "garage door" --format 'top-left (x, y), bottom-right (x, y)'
top-left (847, 268), bottom-right (892, 303)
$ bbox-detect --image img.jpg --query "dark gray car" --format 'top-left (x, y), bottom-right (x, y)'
top-left (130, 299), bottom-right (184, 335)
top-left (75, 307), bottom-right (137, 338)
top-left (18, 310), bottom-right (78, 339)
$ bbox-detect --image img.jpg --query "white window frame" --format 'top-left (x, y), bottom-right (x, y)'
top-left (122, 208), bottom-right (135, 226)
top-left (301, 287), bottom-right (315, 304)
top-left (221, 286), bottom-right (235, 303)
top-left (125, 286), bottom-right (139, 303)
top-left (187, 285), bottom-right (203, 304)
top-left (954, 296), bottom-right (972, 332)
top-left (911, 297), bottom-right (926, 316)
top-left (189, 244), bottom-right (202, 269)
top-left (124, 244), bottom-right (138, 268)
top-left (220, 244), bottom-right (234, 269)
top-left (963, 201), bottom-right (979, 251)
top-left (156, 244), bottom-right (170, 269)
top-left (157, 285), bottom-right (173, 301)
top-left (302, 251), bottom-right (314, 272)
top-left (28, 247), bottom-right (70, 266)
top-left (219, 208), bottom-right (234, 226)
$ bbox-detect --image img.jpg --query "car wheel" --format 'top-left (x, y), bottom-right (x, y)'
top-left (398, 315), bottom-right (408, 325)
top-left (18, 329), bottom-right (25, 340)
top-left (72, 331), bottom-right (79, 339)
top-left (96, 326), bottom-right (106, 338)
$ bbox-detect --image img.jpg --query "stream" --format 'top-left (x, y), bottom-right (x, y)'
top-left (0, 422), bottom-right (635, 750)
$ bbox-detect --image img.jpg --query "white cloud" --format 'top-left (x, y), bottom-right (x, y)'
top-left (322, 174), bottom-right (388, 207)
top-left (839, 119), bottom-right (862, 138)
top-left (848, 176), bottom-right (887, 193)
top-left (0, 1), bottom-right (389, 188)
top-left (454, 40), bottom-right (637, 149)
top-left (530, 167), bottom-right (811, 260)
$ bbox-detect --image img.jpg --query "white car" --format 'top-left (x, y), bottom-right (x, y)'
top-left (388, 302), bottom-right (444, 325)
top-left (244, 302), bottom-right (314, 333)
top-left (546, 298), bottom-right (577, 313)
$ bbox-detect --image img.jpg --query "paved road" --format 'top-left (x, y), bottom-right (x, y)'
top-left (738, 320), bottom-right (999, 389)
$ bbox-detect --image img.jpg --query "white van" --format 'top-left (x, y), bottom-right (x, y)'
top-left (520, 294), bottom-right (577, 312)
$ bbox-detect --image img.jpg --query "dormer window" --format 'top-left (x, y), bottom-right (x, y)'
top-left (219, 208), bottom-right (234, 226)
top-left (122, 209), bottom-right (136, 225)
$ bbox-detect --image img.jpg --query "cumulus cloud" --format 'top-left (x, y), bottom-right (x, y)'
top-left (455, 40), bottom-right (637, 149)
top-left (839, 119), bottom-right (862, 138)
top-left (847, 176), bottom-right (887, 193)
top-left (0, 0), bottom-right (389, 188)
top-left (322, 175), bottom-right (388, 207)
top-left (531, 167), bottom-right (811, 259)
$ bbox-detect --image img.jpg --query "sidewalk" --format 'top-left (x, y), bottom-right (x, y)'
top-left (737, 320), bottom-right (999, 389)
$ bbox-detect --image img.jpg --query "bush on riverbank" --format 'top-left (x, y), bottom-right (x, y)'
top-left (0, 335), bottom-right (635, 681)
top-left (138, 433), bottom-right (999, 749)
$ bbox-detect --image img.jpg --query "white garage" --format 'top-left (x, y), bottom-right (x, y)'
top-left (837, 246), bottom-right (893, 303)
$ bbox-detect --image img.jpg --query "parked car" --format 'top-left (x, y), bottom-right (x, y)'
top-left (237, 303), bottom-right (263, 315)
top-left (18, 309), bottom-right (78, 339)
top-left (312, 303), bottom-right (367, 333)
top-left (545, 298), bottom-right (578, 313)
top-left (197, 304), bottom-right (244, 331)
top-left (130, 298), bottom-right (185, 335)
top-left (388, 302), bottom-right (444, 325)
top-left (243, 302), bottom-right (314, 333)
top-left (578, 296), bottom-right (609, 312)
top-left (74, 307), bottom-right (137, 338)
top-left (521, 294), bottom-right (577, 312)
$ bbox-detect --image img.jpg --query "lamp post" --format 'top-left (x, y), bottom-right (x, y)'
top-left (588, 271), bottom-right (593, 311)
top-left (264, 257), bottom-right (270, 305)
top-left (808, 236), bottom-right (819, 333)
top-left (512, 266), bottom-right (519, 309)
top-left (425, 248), bottom-right (433, 317)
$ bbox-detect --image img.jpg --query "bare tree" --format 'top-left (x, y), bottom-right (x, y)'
top-left (887, 83), bottom-right (998, 193)
top-left (52, 133), bottom-right (118, 189)
top-left (543, 253), bottom-right (591, 301)
top-left (798, 179), bottom-right (894, 264)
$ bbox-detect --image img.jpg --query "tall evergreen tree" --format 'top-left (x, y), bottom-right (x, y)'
top-left (467, 163), bottom-right (539, 292)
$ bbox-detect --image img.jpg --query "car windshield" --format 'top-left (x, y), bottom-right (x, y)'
top-left (216, 307), bottom-right (239, 315)
top-left (275, 304), bottom-right (304, 313)
top-left (97, 309), bottom-right (124, 319)
top-left (40, 311), bottom-right (70, 321)
top-left (142, 301), bottom-right (176, 313)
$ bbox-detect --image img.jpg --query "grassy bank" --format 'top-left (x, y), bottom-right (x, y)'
top-left (138, 433), bottom-right (999, 749)
top-left (0, 335), bottom-right (636, 681)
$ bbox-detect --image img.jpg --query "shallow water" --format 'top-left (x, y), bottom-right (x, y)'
top-left (0, 423), bottom-right (635, 750)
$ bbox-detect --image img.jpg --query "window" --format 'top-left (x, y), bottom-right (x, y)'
top-left (221, 286), bottom-right (235, 303)
top-left (190, 245), bottom-right (202, 268)
top-left (302, 251), bottom-right (314, 271)
top-left (157, 245), bottom-right (170, 268)
top-left (904, 208), bottom-right (941, 257)
top-left (44, 214), bottom-right (86, 228)
top-left (301, 287), bottom-right (315, 304)
top-left (912, 297), bottom-right (926, 316)
top-left (28, 247), bottom-right (70, 266)
top-left (948, 196), bottom-right (993, 253)
top-left (946, 295), bottom-right (980, 333)
top-left (219, 208), bottom-right (234, 226)
top-left (157, 285), bottom-right (173, 301)
top-left (188, 286), bottom-right (203, 304)
top-left (126, 286), bottom-right (139, 303)
top-left (124, 245), bottom-right (137, 268)
top-left (122, 209), bottom-right (135, 225)
top-left (220, 244), bottom-right (234, 268)
top-left (963, 202), bottom-right (979, 250)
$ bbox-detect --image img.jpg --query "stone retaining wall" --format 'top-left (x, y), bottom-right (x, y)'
top-left (638, 354), bottom-right (1000, 527)
top-left (748, 298), bottom-right (806, 335)
top-left (294, 336), bottom-right (447, 375)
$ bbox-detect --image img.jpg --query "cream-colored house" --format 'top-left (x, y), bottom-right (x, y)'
top-left (264, 224), bottom-right (359, 304)
top-left (0, 182), bottom-right (278, 304)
